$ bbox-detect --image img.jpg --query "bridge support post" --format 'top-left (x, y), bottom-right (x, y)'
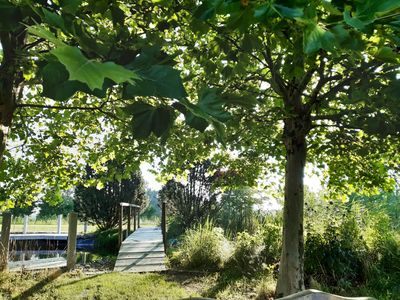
top-left (0, 212), bottom-right (12, 271)
top-left (23, 215), bottom-right (29, 234)
top-left (133, 208), bottom-right (137, 232)
top-left (127, 207), bottom-right (131, 237)
top-left (57, 214), bottom-right (62, 234)
top-left (118, 204), bottom-right (123, 247)
top-left (161, 202), bottom-right (167, 253)
top-left (67, 212), bottom-right (78, 270)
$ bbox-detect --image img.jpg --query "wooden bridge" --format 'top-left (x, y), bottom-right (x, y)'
top-left (0, 202), bottom-right (167, 272)
top-left (113, 202), bottom-right (167, 272)
top-left (114, 227), bottom-right (166, 272)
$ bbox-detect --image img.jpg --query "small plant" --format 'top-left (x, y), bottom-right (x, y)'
top-left (93, 228), bottom-right (119, 255)
top-left (256, 275), bottom-right (276, 300)
top-left (170, 220), bottom-right (231, 271)
top-left (225, 231), bottom-right (265, 276)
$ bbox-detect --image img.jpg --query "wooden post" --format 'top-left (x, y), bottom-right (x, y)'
top-left (23, 215), bottom-right (29, 234)
top-left (66, 212), bottom-right (78, 270)
top-left (137, 208), bottom-right (140, 228)
top-left (0, 212), bottom-right (12, 271)
top-left (161, 202), bottom-right (167, 252)
top-left (57, 214), bottom-right (62, 234)
top-left (127, 206), bottom-right (131, 237)
top-left (118, 204), bottom-right (123, 247)
top-left (133, 207), bottom-right (137, 232)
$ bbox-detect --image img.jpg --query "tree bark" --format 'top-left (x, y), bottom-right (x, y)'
top-left (276, 116), bottom-right (310, 297)
top-left (0, 31), bottom-right (22, 166)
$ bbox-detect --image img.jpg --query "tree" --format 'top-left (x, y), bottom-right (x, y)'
top-left (37, 191), bottom-right (74, 220)
top-left (0, 0), bottom-right (244, 210)
top-left (74, 165), bottom-right (148, 230)
top-left (159, 161), bottom-right (221, 230)
top-left (217, 188), bottom-right (262, 236)
top-left (155, 0), bottom-right (400, 296)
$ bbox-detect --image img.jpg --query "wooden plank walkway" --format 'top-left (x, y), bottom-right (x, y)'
top-left (114, 227), bottom-right (166, 273)
top-left (8, 257), bottom-right (67, 271)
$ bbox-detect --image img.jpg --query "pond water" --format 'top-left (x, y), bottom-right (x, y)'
top-left (9, 250), bottom-right (98, 264)
top-left (8, 237), bottom-right (97, 264)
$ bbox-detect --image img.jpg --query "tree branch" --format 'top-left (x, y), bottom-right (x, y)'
top-left (16, 102), bottom-right (120, 120)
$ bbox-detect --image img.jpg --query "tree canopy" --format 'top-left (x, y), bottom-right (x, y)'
top-left (1, 0), bottom-right (400, 297)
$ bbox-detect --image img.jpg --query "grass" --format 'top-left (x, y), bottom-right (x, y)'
top-left (0, 270), bottom-right (200, 300)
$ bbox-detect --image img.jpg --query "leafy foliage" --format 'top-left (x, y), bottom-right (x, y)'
top-left (74, 164), bottom-right (148, 230)
top-left (159, 161), bottom-right (221, 231)
top-left (37, 192), bottom-right (74, 220)
top-left (216, 188), bottom-right (262, 236)
top-left (170, 220), bottom-right (231, 271)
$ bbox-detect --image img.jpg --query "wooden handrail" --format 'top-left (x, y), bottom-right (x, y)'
top-left (119, 202), bottom-right (140, 208)
top-left (118, 202), bottom-right (141, 247)
top-left (161, 202), bottom-right (167, 253)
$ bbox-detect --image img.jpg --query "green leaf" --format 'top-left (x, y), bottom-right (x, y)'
top-left (198, 88), bottom-right (231, 122)
top-left (27, 25), bottom-right (65, 47)
top-left (221, 93), bottom-right (257, 109)
top-left (303, 23), bottom-right (336, 54)
top-left (274, 4), bottom-right (303, 18)
top-left (194, 0), bottom-right (223, 20)
top-left (171, 102), bottom-right (209, 132)
top-left (127, 103), bottom-right (175, 138)
top-left (185, 112), bottom-right (209, 132)
top-left (344, 8), bottom-right (367, 31)
top-left (123, 65), bottom-right (186, 99)
top-left (254, 4), bottom-right (276, 19)
top-left (40, 61), bottom-right (107, 101)
top-left (0, 0), bottom-right (22, 31)
top-left (51, 46), bottom-right (139, 90)
top-left (60, 0), bottom-right (82, 14)
top-left (375, 47), bottom-right (400, 63)
top-left (110, 5), bottom-right (125, 25)
top-left (42, 8), bottom-right (66, 31)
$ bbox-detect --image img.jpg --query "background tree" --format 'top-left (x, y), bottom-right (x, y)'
top-left (74, 165), bottom-right (148, 230)
top-left (159, 161), bottom-right (221, 231)
top-left (37, 191), bottom-right (74, 220)
top-left (217, 188), bottom-right (262, 236)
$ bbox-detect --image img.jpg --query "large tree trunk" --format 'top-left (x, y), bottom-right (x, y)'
top-left (276, 116), bottom-right (309, 297)
top-left (0, 31), bottom-right (23, 166)
top-left (0, 81), bottom-right (15, 165)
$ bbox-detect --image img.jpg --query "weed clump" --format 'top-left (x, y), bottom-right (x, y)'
top-left (170, 220), bottom-right (231, 271)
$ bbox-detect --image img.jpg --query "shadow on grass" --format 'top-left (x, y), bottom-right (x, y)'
top-left (203, 271), bottom-right (244, 298)
top-left (165, 269), bottom-right (244, 298)
top-left (13, 268), bottom-right (65, 300)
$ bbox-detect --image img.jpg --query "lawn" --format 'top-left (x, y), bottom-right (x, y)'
top-left (0, 270), bottom-right (199, 300)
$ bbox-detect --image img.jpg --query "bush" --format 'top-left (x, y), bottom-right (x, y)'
top-left (305, 203), bottom-right (367, 288)
top-left (170, 220), bottom-right (231, 271)
top-left (259, 215), bottom-right (282, 266)
top-left (94, 228), bottom-right (120, 255)
top-left (224, 214), bottom-right (282, 277)
top-left (225, 231), bottom-right (265, 276)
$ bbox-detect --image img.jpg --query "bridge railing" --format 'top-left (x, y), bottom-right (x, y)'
top-left (161, 202), bottom-right (167, 253)
top-left (118, 203), bottom-right (141, 247)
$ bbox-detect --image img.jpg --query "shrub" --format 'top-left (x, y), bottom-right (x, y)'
top-left (225, 214), bottom-right (282, 277)
top-left (170, 220), bottom-right (231, 271)
top-left (225, 231), bottom-right (265, 276)
top-left (94, 228), bottom-right (120, 255)
top-left (304, 202), bottom-right (368, 288)
top-left (259, 216), bottom-right (282, 266)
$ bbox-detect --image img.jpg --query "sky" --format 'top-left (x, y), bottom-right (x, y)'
top-left (141, 162), bottom-right (323, 192)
